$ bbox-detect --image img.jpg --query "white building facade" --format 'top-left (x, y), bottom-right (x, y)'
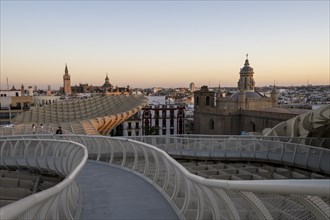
top-left (119, 96), bottom-right (185, 136)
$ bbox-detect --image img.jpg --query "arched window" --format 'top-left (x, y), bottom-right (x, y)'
top-left (196, 96), bottom-right (200, 106)
top-left (206, 96), bottom-right (210, 106)
top-left (248, 121), bottom-right (256, 132)
top-left (209, 119), bottom-right (214, 130)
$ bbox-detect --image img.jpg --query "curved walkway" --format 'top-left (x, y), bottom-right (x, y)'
top-left (76, 160), bottom-right (180, 220)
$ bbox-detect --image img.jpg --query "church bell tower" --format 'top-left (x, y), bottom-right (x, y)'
top-left (63, 64), bottom-right (71, 96)
top-left (238, 54), bottom-right (255, 92)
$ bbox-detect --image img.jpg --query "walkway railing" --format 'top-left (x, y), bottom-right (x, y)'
top-left (1, 135), bottom-right (330, 220)
top-left (136, 134), bottom-right (330, 149)
top-left (0, 138), bottom-right (88, 220)
top-left (76, 135), bottom-right (330, 220)
top-left (129, 135), bottom-right (330, 174)
top-left (2, 134), bottom-right (329, 220)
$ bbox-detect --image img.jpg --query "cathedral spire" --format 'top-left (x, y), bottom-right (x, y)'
top-left (64, 63), bottom-right (69, 75)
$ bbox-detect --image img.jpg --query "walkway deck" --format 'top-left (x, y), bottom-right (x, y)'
top-left (76, 160), bottom-right (180, 220)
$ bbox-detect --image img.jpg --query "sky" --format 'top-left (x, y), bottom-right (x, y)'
top-left (0, 0), bottom-right (329, 90)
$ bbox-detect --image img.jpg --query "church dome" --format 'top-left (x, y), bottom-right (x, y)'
top-left (240, 59), bottom-right (254, 75)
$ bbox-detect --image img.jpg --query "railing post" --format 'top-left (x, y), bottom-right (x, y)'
top-left (253, 139), bottom-right (256, 161)
top-left (304, 146), bottom-right (311, 168)
top-left (292, 144), bottom-right (297, 165)
top-left (280, 142), bottom-right (284, 164)
top-left (318, 149), bottom-right (324, 171)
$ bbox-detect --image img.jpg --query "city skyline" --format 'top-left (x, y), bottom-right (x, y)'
top-left (1, 1), bottom-right (329, 90)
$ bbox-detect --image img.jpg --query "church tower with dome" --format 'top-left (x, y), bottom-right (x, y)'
top-left (238, 54), bottom-right (256, 92)
top-left (226, 54), bottom-right (274, 111)
top-left (103, 73), bottom-right (113, 92)
top-left (194, 55), bottom-right (284, 135)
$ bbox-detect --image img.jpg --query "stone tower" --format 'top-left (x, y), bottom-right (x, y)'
top-left (270, 84), bottom-right (278, 107)
top-left (194, 86), bottom-right (215, 108)
top-left (20, 84), bottom-right (24, 96)
top-left (63, 64), bottom-right (71, 96)
top-left (238, 54), bottom-right (255, 92)
top-left (237, 54), bottom-right (256, 109)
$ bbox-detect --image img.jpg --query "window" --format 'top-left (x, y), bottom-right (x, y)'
top-left (135, 122), bottom-right (139, 129)
top-left (155, 110), bottom-right (159, 119)
top-left (128, 131), bottom-right (132, 136)
top-left (196, 96), bottom-right (199, 106)
top-left (162, 110), bottom-right (166, 118)
top-left (170, 110), bottom-right (174, 118)
top-left (206, 96), bottom-right (210, 106)
top-left (128, 122), bottom-right (132, 129)
top-left (248, 121), bottom-right (256, 132)
top-left (209, 119), bottom-right (214, 130)
top-left (178, 109), bottom-right (183, 117)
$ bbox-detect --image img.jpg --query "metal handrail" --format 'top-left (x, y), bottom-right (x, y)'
top-left (88, 136), bottom-right (330, 220)
top-left (132, 134), bottom-right (330, 148)
top-left (0, 138), bottom-right (88, 220)
top-left (1, 134), bottom-right (329, 220)
top-left (128, 135), bottom-right (330, 174)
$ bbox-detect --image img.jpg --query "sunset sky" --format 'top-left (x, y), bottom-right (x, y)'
top-left (1, 1), bottom-right (329, 90)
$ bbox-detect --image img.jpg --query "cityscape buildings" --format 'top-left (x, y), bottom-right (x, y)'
top-left (1, 1), bottom-right (329, 218)
top-left (118, 96), bottom-right (186, 136)
top-left (193, 57), bottom-right (315, 135)
top-left (1, 103), bottom-right (329, 220)
top-left (0, 57), bottom-right (329, 220)
top-left (60, 64), bottom-right (131, 96)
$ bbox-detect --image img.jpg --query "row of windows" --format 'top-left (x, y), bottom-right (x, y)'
top-left (195, 96), bottom-right (211, 106)
top-left (37, 99), bottom-right (57, 105)
top-left (144, 110), bottom-right (183, 118)
top-left (127, 122), bottom-right (140, 129)
top-left (0, 92), bottom-right (19, 97)
top-left (127, 131), bottom-right (140, 136)
top-left (0, 102), bottom-right (29, 110)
